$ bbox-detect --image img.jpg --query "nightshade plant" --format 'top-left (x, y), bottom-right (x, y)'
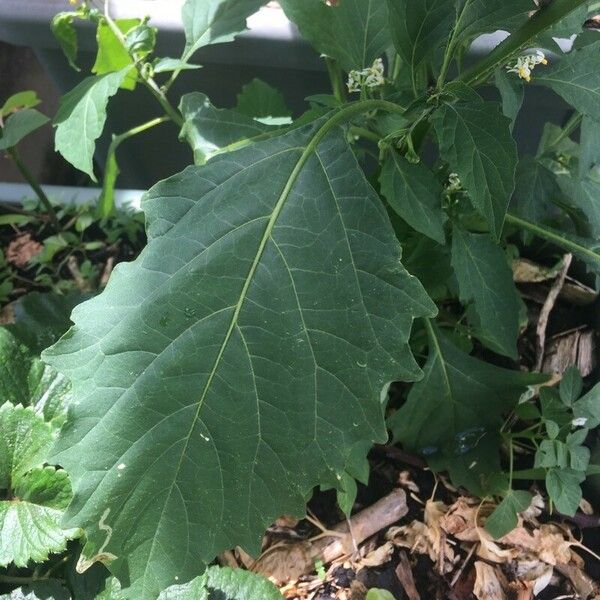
top-left (5, 0), bottom-right (600, 597)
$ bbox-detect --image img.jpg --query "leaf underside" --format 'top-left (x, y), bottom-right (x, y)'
top-left (43, 119), bottom-right (435, 598)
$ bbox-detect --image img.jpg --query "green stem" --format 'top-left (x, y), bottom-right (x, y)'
top-left (391, 54), bottom-right (402, 84)
top-left (99, 115), bottom-right (169, 216)
top-left (325, 57), bottom-right (347, 103)
top-left (505, 212), bottom-right (600, 266)
top-left (460, 0), bottom-right (590, 87)
top-left (102, 4), bottom-right (183, 128)
top-left (349, 126), bottom-right (381, 143)
top-left (508, 437), bottom-right (514, 489)
top-left (542, 112), bottom-right (582, 155)
top-left (436, 0), bottom-right (472, 89)
top-left (211, 100), bottom-right (404, 159)
top-left (7, 147), bottom-right (60, 231)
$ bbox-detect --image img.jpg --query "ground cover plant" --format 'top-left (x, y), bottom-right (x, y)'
top-left (1, 0), bottom-right (600, 598)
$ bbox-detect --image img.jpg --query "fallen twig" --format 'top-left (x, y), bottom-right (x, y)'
top-left (535, 253), bottom-right (572, 371)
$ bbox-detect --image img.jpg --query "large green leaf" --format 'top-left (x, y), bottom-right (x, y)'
top-left (92, 20), bottom-right (140, 91)
top-left (494, 67), bottom-right (523, 132)
top-left (181, 0), bottom-right (264, 61)
top-left (159, 567), bottom-right (282, 599)
top-left (579, 115), bottom-right (600, 177)
top-left (179, 92), bottom-right (270, 164)
top-left (573, 381), bottom-right (600, 429)
top-left (279, 0), bottom-right (391, 71)
top-left (379, 151), bottom-right (446, 244)
top-left (452, 0), bottom-right (535, 44)
top-left (387, 0), bottom-right (453, 87)
top-left (7, 292), bottom-right (89, 354)
top-left (536, 41), bottom-right (600, 121)
top-left (451, 229), bottom-right (520, 358)
top-left (0, 328), bottom-right (71, 423)
top-left (572, 177), bottom-right (600, 239)
top-left (235, 79), bottom-right (292, 124)
top-left (389, 323), bottom-right (544, 453)
top-left (0, 403), bottom-right (78, 567)
top-left (98, 567), bottom-right (282, 600)
top-left (0, 109), bottom-right (49, 151)
top-left (54, 70), bottom-right (129, 180)
top-left (432, 99), bottom-right (517, 239)
top-left (43, 118), bottom-right (435, 598)
top-left (510, 156), bottom-right (562, 225)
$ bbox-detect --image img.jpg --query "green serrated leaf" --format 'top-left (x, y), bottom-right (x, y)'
top-left (427, 428), bottom-right (503, 497)
top-left (571, 177), bottom-right (600, 239)
top-left (43, 118), bottom-right (435, 598)
top-left (8, 292), bottom-right (89, 354)
top-left (495, 68), bottom-right (523, 132)
top-left (159, 567), bottom-right (283, 599)
top-left (92, 19), bottom-right (140, 90)
top-left (432, 99), bottom-right (517, 239)
top-left (1, 91), bottom-right (41, 117)
top-left (536, 41), bottom-right (600, 121)
top-left (560, 366), bottom-right (583, 406)
top-left (451, 229), bottom-right (520, 359)
top-left (510, 156), bottom-right (562, 226)
top-left (235, 79), bottom-right (292, 123)
top-left (546, 468), bottom-right (584, 516)
top-left (51, 12), bottom-right (79, 71)
top-left (452, 0), bottom-right (535, 44)
top-left (387, 0), bottom-right (453, 88)
top-left (485, 490), bottom-right (532, 539)
top-left (579, 115), bottom-right (600, 177)
top-left (182, 0), bottom-right (264, 61)
top-left (0, 403), bottom-right (54, 487)
top-left (179, 92), bottom-right (271, 164)
top-left (379, 151), bottom-right (446, 244)
top-left (0, 404), bottom-right (78, 567)
top-left (0, 109), bottom-right (49, 150)
top-left (389, 323), bottom-right (545, 455)
top-left (54, 70), bottom-right (130, 180)
top-left (279, 0), bottom-right (391, 71)
top-left (5, 586), bottom-right (71, 600)
top-left (0, 328), bottom-right (71, 423)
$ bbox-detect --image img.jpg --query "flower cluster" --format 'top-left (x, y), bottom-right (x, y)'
top-left (506, 50), bottom-right (548, 82)
top-left (347, 58), bottom-right (385, 93)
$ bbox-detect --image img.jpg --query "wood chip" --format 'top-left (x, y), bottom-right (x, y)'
top-left (395, 551), bottom-right (421, 600)
top-left (542, 327), bottom-right (596, 377)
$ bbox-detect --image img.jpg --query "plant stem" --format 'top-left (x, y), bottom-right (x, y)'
top-left (325, 57), bottom-right (347, 103)
top-left (349, 126), bottom-right (381, 143)
top-left (102, 3), bottom-right (183, 128)
top-left (99, 115), bottom-right (170, 216)
top-left (7, 147), bottom-right (60, 231)
top-left (542, 111), bottom-right (582, 155)
top-left (461, 0), bottom-right (590, 87)
top-left (505, 212), bottom-right (600, 266)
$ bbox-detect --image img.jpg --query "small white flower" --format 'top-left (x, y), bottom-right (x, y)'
top-left (572, 417), bottom-right (588, 428)
top-left (347, 58), bottom-right (385, 93)
top-left (506, 51), bottom-right (548, 82)
top-left (446, 173), bottom-right (462, 193)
